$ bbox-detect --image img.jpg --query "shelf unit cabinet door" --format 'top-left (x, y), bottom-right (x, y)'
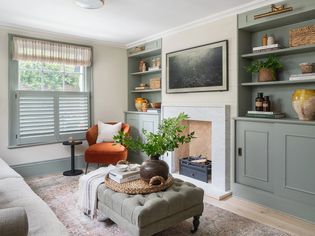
top-left (275, 124), bottom-right (315, 207)
top-left (235, 121), bottom-right (274, 192)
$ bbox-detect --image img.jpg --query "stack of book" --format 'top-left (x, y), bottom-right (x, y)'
top-left (134, 86), bottom-right (149, 90)
top-left (147, 108), bottom-right (161, 113)
top-left (246, 111), bottom-right (285, 119)
top-left (252, 44), bottom-right (282, 53)
top-left (109, 168), bottom-right (140, 183)
top-left (289, 73), bottom-right (315, 81)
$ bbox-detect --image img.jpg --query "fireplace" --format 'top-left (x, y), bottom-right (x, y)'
top-left (162, 105), bottom-right (231, 199)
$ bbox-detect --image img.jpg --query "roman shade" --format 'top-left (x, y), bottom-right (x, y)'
top-left (12, 36), bottom-right (92, 66)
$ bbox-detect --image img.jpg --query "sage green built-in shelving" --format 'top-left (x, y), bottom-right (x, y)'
top-left (241, 44), bottom-right (315, 59)
top-left (235, 0), bottom-right (315, 224)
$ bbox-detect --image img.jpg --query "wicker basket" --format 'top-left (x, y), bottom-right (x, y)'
top-left (150, 78), bottom-right (161, 89)
top-left (289, 25), bottom-right (315, 47)
top-left (104, 174), bottom-right (174, 195)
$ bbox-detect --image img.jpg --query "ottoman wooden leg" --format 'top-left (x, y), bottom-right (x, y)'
top-left (191, 216), bottom-right (200, 233)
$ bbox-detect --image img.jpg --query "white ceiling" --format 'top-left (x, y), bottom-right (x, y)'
top-left (0, 0), bottom-right (268, 46)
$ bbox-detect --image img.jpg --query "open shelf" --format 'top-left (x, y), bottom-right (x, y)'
top-left (241, 44), bottom-right (315, 59)
top-left (234, 116), bottom-right (315, 125)
top-left (131, 89), bottom-right (161, 93)
top-left (131, 69), bottom-right (161, 76)
top-left (128, 48), bottom-right (161, 58)
top-left (241, 79), bottom-right (315, 86)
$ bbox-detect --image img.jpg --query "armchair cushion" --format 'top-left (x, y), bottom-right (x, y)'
top-left (85, 143), bottom-right (127, 164)
top-left (96, 121), bottom-right (122, 143)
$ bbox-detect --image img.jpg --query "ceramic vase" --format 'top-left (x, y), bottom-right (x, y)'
top-left (135, 98), bottom-right (146, 112)
top-left (292, 89), bottom-right (315, 121)
top-left (140, 155), bottom-right (169, 184)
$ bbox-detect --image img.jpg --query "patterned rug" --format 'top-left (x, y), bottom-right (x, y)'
top-left (26, 174), bottom-right (291, 236)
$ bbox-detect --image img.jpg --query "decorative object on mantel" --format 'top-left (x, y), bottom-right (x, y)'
top-left (299, 63), bottom-right (314, 74)
top-left (254, 4), bottom-right (293, 20)
top-left (246, 55), bottom-right (283, 82)
top-left (292, 89), bottom-right (315, 121)
top-left (289, 25), bottom-right (315, 47)
top-left (166, 40), bottom-right (228, 93)
top-left (113, 113), bottom-right (195, 183)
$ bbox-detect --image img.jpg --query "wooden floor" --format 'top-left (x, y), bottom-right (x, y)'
top-left (204, 195), bottom-right (315, 236)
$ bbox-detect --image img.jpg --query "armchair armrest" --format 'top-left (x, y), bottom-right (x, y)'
top-left (0, 207), bottom-right (28, 236)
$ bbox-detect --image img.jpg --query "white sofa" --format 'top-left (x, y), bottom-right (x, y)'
top-left (0, 158), bottom-right (68, 236)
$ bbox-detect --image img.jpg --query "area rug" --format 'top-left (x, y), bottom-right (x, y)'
top-left (26, 174), bottom-right (291, 236)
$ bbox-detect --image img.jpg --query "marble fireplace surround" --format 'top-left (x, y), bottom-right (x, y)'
top-left (162, 105), bottom-right (231, 199)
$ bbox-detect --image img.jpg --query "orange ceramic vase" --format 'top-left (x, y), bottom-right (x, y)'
top-left (292, 89), bottom-right (315, 121)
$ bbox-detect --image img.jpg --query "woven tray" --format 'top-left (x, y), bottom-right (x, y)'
top-left (289, 24), bottom-right (315, 47)
top-left (104, 174), bottom-right (174, 195)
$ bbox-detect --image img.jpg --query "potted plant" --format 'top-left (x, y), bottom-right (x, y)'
top-left (113, 113), bottom-right (194, 184)
top-left (246, 55), bottom-right (283, 82)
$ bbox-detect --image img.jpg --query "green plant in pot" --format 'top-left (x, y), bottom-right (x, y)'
top-left (246, 55), bottom-right (283, 82)
top-left (113, 113), bottom-right (194, 184)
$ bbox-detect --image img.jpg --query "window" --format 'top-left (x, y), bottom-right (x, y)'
top-left (9, 35), bottom-right (92, 147)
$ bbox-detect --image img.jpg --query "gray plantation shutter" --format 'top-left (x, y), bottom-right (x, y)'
top-left (16, 91), bottom-right (90, 145)
top-left (59, 93), bottom-right (90, 137)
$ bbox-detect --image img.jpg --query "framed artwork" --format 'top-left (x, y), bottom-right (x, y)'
top-left (166, 40), bottom-right (228, 93)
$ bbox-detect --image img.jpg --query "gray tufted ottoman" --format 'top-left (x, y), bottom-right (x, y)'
top-left (97, 178), bottom-right (204, 236)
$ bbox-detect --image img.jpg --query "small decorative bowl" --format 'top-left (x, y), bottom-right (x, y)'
top-left (150, 102), bottom-right (161, 109)
top-left (116, 164), bottom-right (128, 172)
top-left (299, 63), bottom-right (314, 74)
top-left (129, 164), bottom-right (140, 171)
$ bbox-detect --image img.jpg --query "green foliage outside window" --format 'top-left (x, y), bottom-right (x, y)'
top-left (19, 61), bottom-right (84, 91)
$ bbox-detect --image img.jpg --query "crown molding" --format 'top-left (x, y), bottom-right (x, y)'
top-left (0, 22), bottom-right (127, 48)
top-left (126, 0), bottom-right (283, 48)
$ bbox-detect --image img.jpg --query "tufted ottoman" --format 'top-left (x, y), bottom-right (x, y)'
top-left (97, 178), bottom-right (204, 236)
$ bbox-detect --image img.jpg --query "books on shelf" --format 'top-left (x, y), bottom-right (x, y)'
top-left (246, 111), bottom-right (285, 119)
top-left (109, 168), bottom-right (140, 183)
top-left (252, 44), bottom-right (282, 53)
top-left (147, 108), bottom-right (161, 113)
top-left (148, 67), bottom-right (160, 71)
top-left (134, 86), bottom-right (150, 90)
top-left (289, 73), bottom-right (315, 81)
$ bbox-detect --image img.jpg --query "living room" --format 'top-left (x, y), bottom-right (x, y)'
top-left (0, 0), bottom-right (315, 235)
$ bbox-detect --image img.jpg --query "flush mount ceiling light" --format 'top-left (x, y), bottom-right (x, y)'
top-left (75, 0), bottom-right (105, 9)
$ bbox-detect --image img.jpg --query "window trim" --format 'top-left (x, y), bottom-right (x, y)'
top-left (8, 34), bottom-right (93, 148)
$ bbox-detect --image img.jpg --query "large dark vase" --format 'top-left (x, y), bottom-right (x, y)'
top-left (140, 155), bottom-right (169, 183)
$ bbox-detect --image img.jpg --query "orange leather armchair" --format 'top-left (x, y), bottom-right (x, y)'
top-left (84, 122), bottom-right (130, 173)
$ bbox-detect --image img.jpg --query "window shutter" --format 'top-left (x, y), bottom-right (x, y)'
top-left (58, 93), bottom-right (90, 139)
top-left (17, 92), bottom-right (56, 144)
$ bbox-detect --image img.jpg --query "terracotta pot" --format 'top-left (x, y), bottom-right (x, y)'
top-left (258, 68), bottom-right (276, 82)
top-left (140, 155), bottom-right (169, 184)
top-left (292, 89), bottom-right (315, 121)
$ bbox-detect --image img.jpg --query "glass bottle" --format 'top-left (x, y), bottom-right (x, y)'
top-left (255, 93), bottom-right (264, 111)
top-left (263, 96), bottom-right (271, 112)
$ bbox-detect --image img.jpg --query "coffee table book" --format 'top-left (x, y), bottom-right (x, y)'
top-left (109, 168), bottom-right (140, 183)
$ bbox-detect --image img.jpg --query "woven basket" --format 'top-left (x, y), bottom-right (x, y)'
top-left (104, 174), bottom-right (174, 195)
top-left (289, 25), bottom-right (315, 47)
top-left (150, 78), bottom-right (161, 89)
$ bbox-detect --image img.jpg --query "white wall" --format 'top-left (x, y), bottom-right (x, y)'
top-left (162, 15), bottom-right (237, 114)
top-left (0, 27), bottom-right (127, 165)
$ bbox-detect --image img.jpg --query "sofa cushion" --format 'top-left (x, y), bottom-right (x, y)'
top-left (0, 158), bottom-right (22, 180)
top-left (97, 178), bottom-right (204, 227)
top-left (0, 178), bottom-right (68, 236)
top-left (0, 207), bottom-right (28, 236)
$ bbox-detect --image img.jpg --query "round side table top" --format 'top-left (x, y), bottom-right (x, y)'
top-left (62, 140), bottom-right (83, 146)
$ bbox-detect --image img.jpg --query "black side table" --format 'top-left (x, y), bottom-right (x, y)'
top-left (63, 140), bottom-right (83, 176)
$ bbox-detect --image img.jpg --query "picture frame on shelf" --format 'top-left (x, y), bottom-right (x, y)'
top-left (166, 40), bottom-right (228, 93)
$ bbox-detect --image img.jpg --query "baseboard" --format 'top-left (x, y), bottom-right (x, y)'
top-left (11, 155), bottom-right (87, 177)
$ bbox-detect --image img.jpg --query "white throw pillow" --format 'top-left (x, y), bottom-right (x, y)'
top-left (96, 121), bottom-right (122, 143)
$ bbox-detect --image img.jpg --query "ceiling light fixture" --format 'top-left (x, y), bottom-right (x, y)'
top-left (75, 0), bottom-right (105, 9)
